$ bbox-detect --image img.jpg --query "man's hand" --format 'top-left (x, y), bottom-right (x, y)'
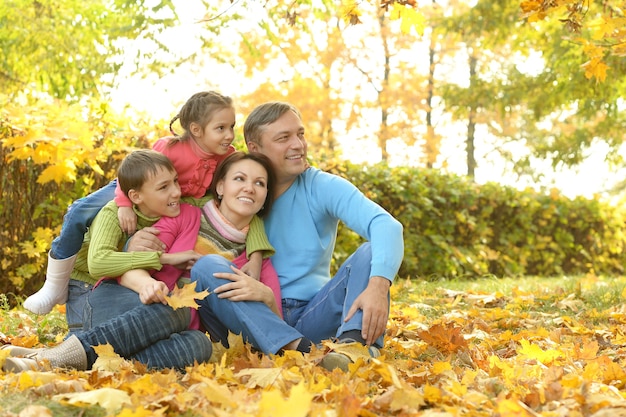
top-left (344, 276), bottom-right (391, 346)
top-left (239, 251), bottom-right (262, 280)
top-left (127, 227), bottom-right (165, 252)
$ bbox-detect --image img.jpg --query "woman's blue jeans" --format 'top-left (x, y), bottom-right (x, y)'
top-left (191, 243), bottom-right (385, 354)
top-left (50, 180), bottom-right (117, 260)
top-left (80, 280), bottom-right (212, 370)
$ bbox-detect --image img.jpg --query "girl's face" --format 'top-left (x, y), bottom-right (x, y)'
top-left (130, 166), bottom-right (181, 219)
top-left (191, 107), bottom-right (236, 155)
top-left (216, 159), bottom-right (268, 229)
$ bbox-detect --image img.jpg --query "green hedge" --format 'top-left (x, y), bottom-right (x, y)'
top-left (325, 161), bottom-right (626, 280)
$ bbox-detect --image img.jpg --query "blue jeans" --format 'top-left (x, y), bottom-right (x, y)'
top-left (50, 180), bottom-right (117, 260)
top-left (65, 279), bottom-right (93, 337)
top-left (81, 280), bottom-right (212, 370)
top-left (191, 243), bottom-right (384, 354)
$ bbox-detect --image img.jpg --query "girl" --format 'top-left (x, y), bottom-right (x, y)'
top-left (24, 92), bottom-right (267, 335)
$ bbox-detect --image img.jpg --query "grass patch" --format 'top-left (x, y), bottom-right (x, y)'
top-left (392, 274), bottom-right (626, 324)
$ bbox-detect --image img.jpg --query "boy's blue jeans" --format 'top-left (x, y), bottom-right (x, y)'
top-left (66, 279), bottom-right (92, 336)
top-left (191, 243), bottom-right (386, 354)
top-left (50, 179), bottom-right (117, 260)
top-left (81, 280), bottom-right (212, 370)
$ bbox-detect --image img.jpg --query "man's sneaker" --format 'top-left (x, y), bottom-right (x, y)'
top-left (319, 340), bottom-right (380, 372)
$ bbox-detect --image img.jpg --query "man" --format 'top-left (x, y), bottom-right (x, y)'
top-left (131, 102), bottom-right (404, 370)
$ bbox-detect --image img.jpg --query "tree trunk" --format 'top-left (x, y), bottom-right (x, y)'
top-left (467, 52), bottom-right (477, 179)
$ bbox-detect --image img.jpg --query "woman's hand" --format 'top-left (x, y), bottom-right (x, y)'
top-left (213, 265), bottom-right (277, 313)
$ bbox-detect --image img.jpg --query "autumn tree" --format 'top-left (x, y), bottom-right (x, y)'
top-left (0, 0), bottom-right (181, 101)
top-left (520, 0), bottom-right (626, 82)
top-left (203, 0), bottom-right (431, 165)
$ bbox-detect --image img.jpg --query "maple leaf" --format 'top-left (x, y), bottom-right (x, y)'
top-left (53, 388), bottom-right (132, 414)
top-left (322, 340), bottom-right (373, 363)
top-left (418, 322), bottom-right (468, 353)
top-left (193, 375), bottom-right (238, 408)
top-left (517, 339), bottom-right (563, 366)
top-left (236, 367), bottom-right (282, 389)
top-left (497, 398), bottom-right (539, 416)
top-left (92, 343), bottom-right (132, 372)
top-left (164, 281), bottom-right (210, 310)
top-left (376, 384), bottom-right (425, 412)
top-left (257, 381), bottom-right (312, 417)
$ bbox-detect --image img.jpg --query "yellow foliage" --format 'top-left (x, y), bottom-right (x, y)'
top-left (258, 382), bottom-right (312, 417)
top-left (7, 279), bottom-right (626, 415)
top-left (517, 339), bottom-right (564, 366)
top-left (389, 3), bottom-right (425, 36)
top-left (339, 0), bottom-right (362, 25)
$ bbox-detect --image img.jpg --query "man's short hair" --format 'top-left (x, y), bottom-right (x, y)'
top-left (243, 102), bottom-right (301, 145)
top-left (117, 150), bottom-right (176, 196)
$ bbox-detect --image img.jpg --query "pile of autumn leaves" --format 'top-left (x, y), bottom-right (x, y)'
top-left (3, 277), bottom-right (626, 416)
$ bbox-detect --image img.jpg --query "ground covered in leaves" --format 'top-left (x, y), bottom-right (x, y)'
top-left (2, 275), bottom-right (626, 416)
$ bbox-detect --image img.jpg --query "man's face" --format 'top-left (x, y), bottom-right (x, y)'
top-left (248, 110), bottom-right (307, 188)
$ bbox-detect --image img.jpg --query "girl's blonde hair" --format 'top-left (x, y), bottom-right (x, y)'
top-left (168, 91), bottom-right (234, 146)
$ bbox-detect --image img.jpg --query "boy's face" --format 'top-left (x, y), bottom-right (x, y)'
top-left (130, 166), bottom-right (181, 218)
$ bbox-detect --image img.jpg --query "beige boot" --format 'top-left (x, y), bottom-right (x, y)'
top-left (23, 253), bottom-right (77, 315)
top-left (0, 344), bottom-right (42, 357)
top-left (2, 335), bottom-right (87, 373)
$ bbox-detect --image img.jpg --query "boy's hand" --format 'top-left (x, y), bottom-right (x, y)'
top-left (118, 206), bottom-right (138, 234)
top-left (138, 280), bottom-right (169, 305)
top-left (240, 251), bottom-right (262, 280)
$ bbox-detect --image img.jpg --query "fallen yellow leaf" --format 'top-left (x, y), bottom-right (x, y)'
top-left (53, 388), bottom-right (132, 414)
top-left (164, 281), bottom-right (210, 310)
top-left (92, 343), bottom-right (132, 372)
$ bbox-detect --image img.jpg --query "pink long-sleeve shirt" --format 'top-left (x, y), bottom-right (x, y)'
top-left (114, 137), bottom-right (236, 206)
top-left (152, 203), bottom-right (282, 330)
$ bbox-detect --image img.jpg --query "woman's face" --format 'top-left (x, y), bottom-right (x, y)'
top-left (216, 159), bottom-right (268, 228)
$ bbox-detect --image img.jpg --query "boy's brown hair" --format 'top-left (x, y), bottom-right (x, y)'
top-left (118, 150), bottom-right (176, 196)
